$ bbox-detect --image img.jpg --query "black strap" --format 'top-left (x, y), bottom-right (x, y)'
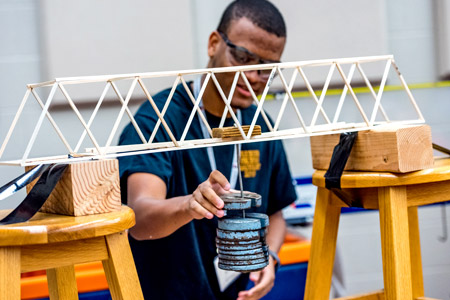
top-left (433, 143), bottom-right (450, 155)
top-left (0, 164), bottom-right (48, 199)
top-left (324, 132), bottom-right (358, 190)
top-left (0, 164), bottom-right (68, 225)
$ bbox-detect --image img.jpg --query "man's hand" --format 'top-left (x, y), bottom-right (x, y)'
top-left (187, 170), bottom-right (230, 220)
top-left (236, 256), bottom-right (276, 300)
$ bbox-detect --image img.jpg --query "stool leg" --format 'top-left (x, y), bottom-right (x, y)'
top-left (102, 231), bottom-right (144, 300)
top-left (0, 247), bottom-right (20, 300)
top-left (378, 186), bottom-right (413, 300)
top-left (408, 206), bottom-right (424, 298)
top-left (47, 265), bottom-right (79, 300)
top-left (304, 187), bottom-right (341, 300)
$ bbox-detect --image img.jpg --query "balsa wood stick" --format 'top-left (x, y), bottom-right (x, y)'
top-left (369, 59), bottom-right (391, 125)
top-left (210, 73), bottom-right (247, 139)
top-left (30, 89), bottom-right (73, 153)
top-left (26, 55), bottom-right (395, 88)
top-left (297, 66), bottom-right (331, 127)
top-left (391, 60), bottom-right (425, 122)
top-left (180, 74), bottom-right (212, 139)
top-left (21, 83), bottom-right (58, 163)
top-left (333, 63), bottom-right (356, 124)
top-left (310, 64), bottom-right (334, 127)
top-left (246, 68), bottom-right (276, 139)
top-left (147, 76), bottom-right (180, 144)
top-left (58, 83), bottom-right (103, 156)
top-left (273, 68), bottom-right (298, 132)
top-left (276, 66), bottom-right (308, 133)
top-left (74, 82), bottom-right (111, 152)
top-left (110, 81), bottom-right (146, 144)
top-left (138, 78), bottom-right (179, 147)
top-left (335, 63), bottom-right (370, 125)
top-left (104, 78), bottom-right (139, 153)
top-left (239, 71), bottom-right (273, 132)
top-left (219, 72), bottom-right (240, 129)
top-left (356, 63), bottom-right (390, 122)
top-left (0, 88), bottom-right (31, 159)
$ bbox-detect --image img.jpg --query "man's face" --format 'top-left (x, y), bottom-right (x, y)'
top-left (208, 17), bottom-right (286, 110)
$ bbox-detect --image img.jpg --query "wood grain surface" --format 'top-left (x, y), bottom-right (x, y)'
top-left (313, 157), bottom-right (450, 188)
top-left (0, 205), bottom-right (135, 246)
top-left (310, 124), bottom-right (433, 173)
top-left (212, 125), bottom-right (261, 138)
top-left (27, 159), bottom-right (121, 216)
top-left (47, 265), bottom-right (78, 300)
top-left (334, 290), bottom-right (385, 299)
top-left (378, 186), bottom-right (412, 299)
top-left (304, 187), bottom-right (341, 300)
top-left (0, 247), bottom-right (20, 299)
top-left (103, 232), bottom-right (144, 300)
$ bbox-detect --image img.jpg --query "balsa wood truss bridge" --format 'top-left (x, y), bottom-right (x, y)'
top-left (0, 55), bottom-right (424, 166)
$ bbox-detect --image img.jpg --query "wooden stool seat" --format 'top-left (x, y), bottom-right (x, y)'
top-left (304, 157), bottom-right (450, 300)
top-left (0, 205), bottom-right (143, 299)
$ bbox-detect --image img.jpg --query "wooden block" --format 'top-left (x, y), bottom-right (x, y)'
top-left (310, 124), bottom-right (434, 173)
top-left (26, 159), bottom-right (121, 216)
top-left (212, 125), bottom-right (261, 138)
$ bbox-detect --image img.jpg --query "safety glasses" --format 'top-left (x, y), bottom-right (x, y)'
top-left (218, 31), bottom-right (280, 80)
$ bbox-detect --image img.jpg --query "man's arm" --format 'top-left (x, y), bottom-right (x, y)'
top-left (266, 210), bottom-right (287, 254)
top-left (127, 170), bottom-right (230, 240)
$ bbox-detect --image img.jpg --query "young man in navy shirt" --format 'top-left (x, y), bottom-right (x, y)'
top-left (119, 1), bottom-right (297, 299)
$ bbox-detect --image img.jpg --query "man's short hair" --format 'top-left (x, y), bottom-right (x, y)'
top-left (217, 0), bottom-right (286, 38)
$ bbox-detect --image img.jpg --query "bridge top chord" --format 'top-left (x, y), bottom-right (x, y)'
top-left (0, 55), bottom-right (424, 166)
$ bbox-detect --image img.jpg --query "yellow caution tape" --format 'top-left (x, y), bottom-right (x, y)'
top-left (264, 80), bottom-right (450, 100)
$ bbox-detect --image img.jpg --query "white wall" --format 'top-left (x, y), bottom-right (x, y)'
top-left (0, 1), bottom-right (450, 298)
top-left (0, 0), bottom-right (42, 208)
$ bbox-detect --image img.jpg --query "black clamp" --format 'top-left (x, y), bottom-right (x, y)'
top-left (324, 132), bottom-right (358, 190)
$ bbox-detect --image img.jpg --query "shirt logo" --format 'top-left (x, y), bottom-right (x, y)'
top-left (240, 150), bottom-right (261, 178)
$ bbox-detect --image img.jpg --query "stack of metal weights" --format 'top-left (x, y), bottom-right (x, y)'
top-left (216, 191), bottom-right (269, 272)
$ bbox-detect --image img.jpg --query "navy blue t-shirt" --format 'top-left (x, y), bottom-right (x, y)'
top-left (118, 82), bottom-right (297, 300)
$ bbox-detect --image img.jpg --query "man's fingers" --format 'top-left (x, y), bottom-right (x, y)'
top-left (198, 184), bottom-right (224, 209)
top-left (188, 196), bottom-right (213, 219)
top-left (209, 170), bottom-right (231, 191)
top-left (192, 189), bottom-right (224, 218)
top-left (249, 271), bottom-right (261, 283)
top-left (237, 269), bottom-right (274, 300)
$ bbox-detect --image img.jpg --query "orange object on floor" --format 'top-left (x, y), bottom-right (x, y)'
top-left (21, 262), bottom-right (108, 300)
top-left (279, 232), bottom-right (311, 265)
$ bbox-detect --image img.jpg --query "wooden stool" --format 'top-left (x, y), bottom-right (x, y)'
top-left (304, 157), bottom-right (450, 300)
top-left (0, 205), bottom-right (144, 300)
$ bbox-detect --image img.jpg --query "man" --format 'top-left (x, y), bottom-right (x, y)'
top-left (118, 1), bottom-right (297, 299)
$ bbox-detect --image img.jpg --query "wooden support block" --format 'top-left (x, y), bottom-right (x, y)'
top-left (310, 124), bottom-right (433, 173)
top-left (212, 125), bottom-right (261, 138)
top-left (27, 159), bottom-right (121, 216)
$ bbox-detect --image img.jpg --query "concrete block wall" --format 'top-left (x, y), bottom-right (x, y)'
top-left (0, 0), bottom-right (449, 298)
